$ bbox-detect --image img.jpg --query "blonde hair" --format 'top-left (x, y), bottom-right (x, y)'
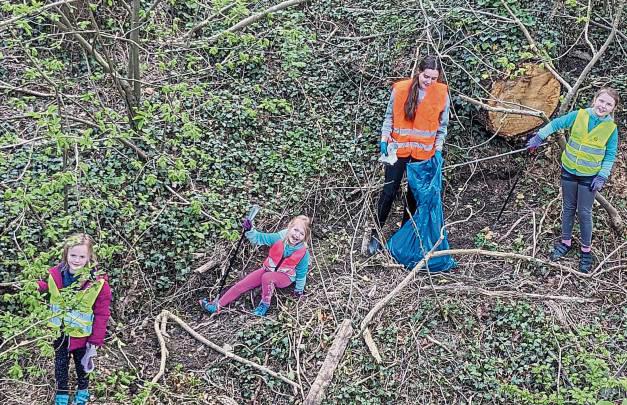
top-left (286, 215), bottom-right (311, 245)
top-left (593, 87), bottom-right (620, 108)
top-left (61, 233), bottom-right (97, 266)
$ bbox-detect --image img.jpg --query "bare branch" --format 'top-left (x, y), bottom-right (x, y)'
top-left (459, 94), bottom-right (550, 122)
top-left (0, 80), bottom-right (55, 98)
top-left (151, 311), bottom-right (300, 390)
top-left (188, 0), bottom-right (308, 46)
top-left (499, 0), bottom-right (572, 92)
top-left (560, 1), bottom-right (625, 113)
top-left (180, 2), bottom-right (236, 40)
top-left (304, 319), bottom-right (353, 404)
top-left (361, 247), bottom-right (593, 335)
top-left (129, 0), bottom-right (142, 104)
top-left (583, 0), bottom-right (597, 54)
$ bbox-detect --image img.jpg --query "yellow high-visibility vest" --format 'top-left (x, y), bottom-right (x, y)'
top-left (561, 109), bottom-right (616, 176)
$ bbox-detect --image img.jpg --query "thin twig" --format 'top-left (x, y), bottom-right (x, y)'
top-left (0, 0), bottom-right (79, 30)
top-left (459, 94), bottom-right (549, 122)
top-left (187, 0), bottom-right (307, 46)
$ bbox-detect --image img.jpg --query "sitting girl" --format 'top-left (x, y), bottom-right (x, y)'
top-left (200, 215), bottom-right (311, 316)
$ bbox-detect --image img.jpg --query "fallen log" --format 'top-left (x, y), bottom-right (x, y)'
top-left (304, 319), bottom-right (353, 404)
top-left (485, 64), bottom-right (560, 138)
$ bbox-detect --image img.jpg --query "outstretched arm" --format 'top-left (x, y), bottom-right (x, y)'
top-left (245, 229), bottom-right (286, 246)
top-left (537, 110), bottom-right (579, 140)
top-left (380, 90), bottom-right (395, 143)
top-left (599, 130), bottom-right (619, 178)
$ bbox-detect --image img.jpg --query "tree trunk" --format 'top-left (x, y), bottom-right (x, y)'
top-left (129, 0), bottom-right (141, 106)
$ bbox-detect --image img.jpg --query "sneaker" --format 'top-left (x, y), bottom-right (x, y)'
top-left (253, 302), bottom-right (270, 317)
top-left (55, 394), bottom-right (70, 405)
top-left (199, 298), bottom-right (220, 314)
top-left (72, 390), bottom-right (89, 405)
top-left (367, 236), bottom-right (381, 256)
top-left (549, 242), bottom-right (572, 262)
top-left (579, 251), bottom-right (593, 273)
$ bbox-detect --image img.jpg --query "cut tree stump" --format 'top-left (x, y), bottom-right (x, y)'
top-left (304, 319), bottom-right (353, 404)
top-left (487, 64), bottom-right (561, 137)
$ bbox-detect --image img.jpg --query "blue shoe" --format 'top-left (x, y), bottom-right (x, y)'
top-left (199, 298), bottom-right (220, 314)
top-left (72, 389), bottom-right (89, 405)
top-left (549, 242), bottom-right (572, 261)
top-left (579, 251), bottom-right (593, 273)
top-left (253, 302), bottom-right (270, 316)
top-left (55, 394), bottom-right (69, 405)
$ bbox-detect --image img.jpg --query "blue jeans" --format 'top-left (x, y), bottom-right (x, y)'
top-left (560, 167), bottom-right (595, 246)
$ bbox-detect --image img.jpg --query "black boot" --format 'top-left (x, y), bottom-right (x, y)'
top-left (367, 235), bottom-right (381, 256)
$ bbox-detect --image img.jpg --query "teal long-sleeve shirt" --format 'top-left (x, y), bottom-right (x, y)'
top-left (538, 108), bottom-right (619, 178)
top-left (245, 229), bottom-right (310, 292)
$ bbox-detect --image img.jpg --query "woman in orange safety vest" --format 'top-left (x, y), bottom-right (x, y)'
top-left (368, 55), bottom-right (450, 255)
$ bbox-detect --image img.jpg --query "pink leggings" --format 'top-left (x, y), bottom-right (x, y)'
top-left (218, 268), bottom-right (292, 307)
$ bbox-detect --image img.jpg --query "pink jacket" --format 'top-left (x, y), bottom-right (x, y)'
top-left (37, 264), bottom-right (112, 351)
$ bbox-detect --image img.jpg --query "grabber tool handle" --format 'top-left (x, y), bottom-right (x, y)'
top-left (246, 204), bottom-right (261, 221)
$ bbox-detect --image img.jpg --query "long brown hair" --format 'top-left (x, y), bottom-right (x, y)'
top-left (404, 56), bottom-right (444, 121)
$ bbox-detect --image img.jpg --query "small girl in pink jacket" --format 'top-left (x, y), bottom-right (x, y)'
top-left (38, 234), bottom-right (112, 405)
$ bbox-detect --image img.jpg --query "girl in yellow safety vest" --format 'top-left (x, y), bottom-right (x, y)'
top-left (368, 55), bottom-right (451, 255)
top-left (526, 87), bottom-right (620, 273)
top-left (37, 234), bottom-right (112, 405)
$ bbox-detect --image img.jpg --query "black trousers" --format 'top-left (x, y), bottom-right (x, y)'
top-left (375, 156), bottom-right (420, 230)
top-left (54, 335), bottom-right (89, 395)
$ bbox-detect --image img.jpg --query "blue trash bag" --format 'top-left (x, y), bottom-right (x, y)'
top-left (386, 153), bottom-right (457, 271)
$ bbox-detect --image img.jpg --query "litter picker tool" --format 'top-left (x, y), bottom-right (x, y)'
top-left (214, 204), bottom-right (260, 298)
top-left (493, 145), bottom-right (543, 227)
top-left (444, 147), bottom-right (528, 171)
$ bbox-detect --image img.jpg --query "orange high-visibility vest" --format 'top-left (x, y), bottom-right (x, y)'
top-left (391, 80), bottom-right (448, 160)
top-left (263, 240), bottom-right (307, 278)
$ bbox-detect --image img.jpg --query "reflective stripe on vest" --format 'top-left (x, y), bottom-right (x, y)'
top-left (391, 80), bottom-right (447, 160)
top-left (48, 274), bottom-right (104, 338)
top-left (263, 240), bottom-right (307, 278)
top-left (392, 128), bottom-right (437, 137)
top-left (392, 141), bottom-right (435, 151)
top-left (560, 109), bottom-right (615, 176)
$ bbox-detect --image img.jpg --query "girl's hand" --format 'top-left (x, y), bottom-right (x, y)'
top-left (590, 175), bottom-right (607, 192)
top-left (242, 218), bottom-right (253, 231)
top-left (526, 133), bottom-right (543, 152)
